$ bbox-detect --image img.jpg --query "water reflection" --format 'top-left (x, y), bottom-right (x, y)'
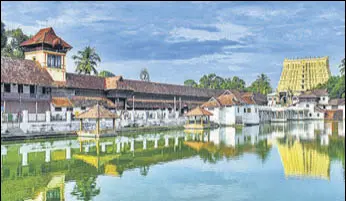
top-left (1, 121), bottom-right (344, 201)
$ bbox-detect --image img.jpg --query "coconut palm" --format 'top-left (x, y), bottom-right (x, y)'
top-left (71, 176), bottom-right (100, 201)
top-left (72, 46), bottom-right (101, 75)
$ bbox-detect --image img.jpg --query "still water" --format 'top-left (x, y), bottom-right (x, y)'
top-left (1, 121), bottom-right (345, 201)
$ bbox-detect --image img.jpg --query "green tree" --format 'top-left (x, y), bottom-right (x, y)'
top-left (140, 68), bottom-right (150, 81)
top-left (98, 70), bottom-right (115, 77)
top-left (1, 28), bottom-right (29, 59)
top-left (339, 58), bottom-right (345, 76)
top-left (199, 73), bottom-right (217, 89)
top-left (1, 21), bottom-right (6, 49)
top-left (247, 74), bottom-right (272, 95)
top-left (71, 176), bottom-right (100, 201)
top-left (184, 79), bottom-right (198, 87)
top-left (72, 46), bottom-right (101, 75)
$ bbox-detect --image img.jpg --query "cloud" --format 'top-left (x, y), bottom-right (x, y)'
top-left (167, 22), bottom-right (253, 43)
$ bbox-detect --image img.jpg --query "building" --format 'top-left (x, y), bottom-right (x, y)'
top-left (202, 90), bottom-right (267, 125)
top-left (1, 27), bottom-right (223, 121)
top-left (295, 89), bottom-right (328, 120)
top-left (277, 57), bottom-right (331, 93)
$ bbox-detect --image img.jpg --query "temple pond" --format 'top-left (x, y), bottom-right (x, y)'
top-left (1, 121), bottom-right (345, 201)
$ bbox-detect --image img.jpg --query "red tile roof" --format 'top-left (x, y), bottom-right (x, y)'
top-left (20, 27), bottom-right (72, 50)
top-left (1, 57), bottom-right (54, 86)
top-left (66, 73), bottom-right (105, 90)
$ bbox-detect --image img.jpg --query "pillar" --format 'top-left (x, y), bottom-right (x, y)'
top-left (179, 97), bottom-right (182, 113)
top-left (116, 142), bottom-right (121, 153)
top-left (143, 138), bottom-right (147, 150)
top-left (35, 101), bottom-right (38, 120)
top-left (85, 146), bottom-right (89, 153)
top-left (66, 147), bottom-right (71, 159)
top-left (130, 139), bottom-right (135, 151)
top-left (22, 110), bottom-right (28, 123)
top-left (154, 138), bottom-right (158, 148)
top-left (101, 144), bottom-right (106, 152)
top-left (46, 111), bottom-right (51, 123)
top-left (66, 111), bottom-right (72, 123)
top-left (22, 151), bottom-right (28, 166)
top-left (174, 96), bottom-right (176, 112)
top-left (174, 137), bottom-right (179, 146)
top-left (165, 137), bottom-right (169, 147)
top-left (165, 108), bottom-right (169, 119)
top-left (45, 149), bottom-right (51, 162)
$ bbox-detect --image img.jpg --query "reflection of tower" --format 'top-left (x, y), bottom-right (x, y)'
top-left (277, 141), bottom-right (330, 180)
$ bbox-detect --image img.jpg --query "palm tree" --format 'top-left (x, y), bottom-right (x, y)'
top-left (72, 46), bottom-right (101, 75)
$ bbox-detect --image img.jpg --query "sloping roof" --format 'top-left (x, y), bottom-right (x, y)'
top-left (66, 73), bottom-right (105, 90)
top-left (1, 57), bottom-right (54, 86)
top-left (20, 27), bottom-right (72, 49)
top-left (185, 107), bottom-right (213, 116)
top-left (76, 104), bottom-right (118, 119)
top-left (52, 97), bottom-right (73, 107)
top-left (114, 79), bottom-right (223, 97)
top-left (329, 98), bottom-right (345, 106)
top-left (299, 89), bottom-right (328, 99)
top-left (202, 97), bottom-right (221, 108)
top-left (52, 96), bottom-right (116, 108)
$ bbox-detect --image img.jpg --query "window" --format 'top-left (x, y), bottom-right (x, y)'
top-left (42, 87), bottom-right (46, 94)
top-left (32, 56), bottom-right (36, 61)
top-left (247, 108), bottom-right (251, 113)
top-left (322, 97), bottom-right (325, 101)
top-left (18, 84), bottom-right (23, 93)
top-left (309, 113), bottom-right (312, 117)
top-left (55, 107), bottom-right (62, 112)
top-left (81, 106), bottom-right (86, 110)
top-left (306, 104), bottom-right (309, 108)
top-left (4, 84), bottom-right (11, 92)
top-left (244, 108), bottom-right (246, 113)
top-left (237, 107), bottom-right (240, 113)
top-left (255, 108), bottom-right (257, 113)
top-left (30, 85), bottom-right (35, 94)
top-left (317, 113), bottom-right (320, 117)
top-left (302, 85), bottom-right (304, 89)
top-left (47, 54), bottom-right (62, 68)
top-left (67, 107), bottom-right (73, 111)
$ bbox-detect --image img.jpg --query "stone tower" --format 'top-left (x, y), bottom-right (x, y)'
top-left (20, 27), bottom-right (72, 83)
top-left (277, 56), bottom-right (331, 93)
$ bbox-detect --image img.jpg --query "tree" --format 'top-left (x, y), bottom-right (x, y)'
top-left (1, 28), bottom-right (29, 59)
top-left (98, 70), bottom-right (115, 77)
top-left (247, 73), bottom-right (272, 95)
top-left (184, 79), bottom-right (198, 87)
top-left (72, 46), bottom-right (101, 75)
top-left (71, 176), bottom-right (100, 201)
top-left (140, 68), bottom-right (150, 82)
top-left (340, 58), bottom-right (345, 76)
top-left (1, 21), bottom-right (6, 49)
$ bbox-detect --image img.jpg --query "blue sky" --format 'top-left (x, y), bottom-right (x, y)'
top-left (1, 1), bottom-right (345, 88)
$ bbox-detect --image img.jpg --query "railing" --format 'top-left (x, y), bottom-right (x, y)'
top-left (1, 92), bottom-right (51, 101)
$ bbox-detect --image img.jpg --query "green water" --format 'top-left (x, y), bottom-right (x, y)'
top-left (1, 121), bottom-right (345, 201)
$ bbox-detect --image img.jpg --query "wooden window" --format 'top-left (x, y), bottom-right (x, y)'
top-left (247, 108), bottom-right (251, 113)
top-left (55, 107), bottom-right (62, 112)
top-left (18, 84), bottom-right (23, 93)
top-left (4, 84), bottom-right (10, 92)
top-left (47, 54), bottom-right (62, 68)
top-left (67, 107), bottom-right (73, 111)
top-left (30, 85), bottom-right (35, 94)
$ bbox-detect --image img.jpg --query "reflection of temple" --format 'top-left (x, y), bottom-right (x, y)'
top-left (278, 141), bottom-right (330, 180)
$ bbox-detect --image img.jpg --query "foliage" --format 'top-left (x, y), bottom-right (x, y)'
top-left (72, 46), bottom-right (101, 75)
top-left (184, 73), bottom-right (271, 95)
top-left (247, 74), bottom-right (273, 95)
top-left (340, 58), bottom-right (345, 76)
top-left (1, 21), bottom-right (6, 49)
top-left (98, 70), bottom-right (115, 77)
top-left (140, 68), bottom-right (150, 82)
top-left (1, 27), bottom-right (29, 59)
top-left (71, 176), bottom-right (100, 201)
top-left (184, 79), bottom-right (198, 87)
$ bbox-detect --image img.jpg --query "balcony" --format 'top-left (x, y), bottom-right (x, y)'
top-left (1, 92), bottom-right (51, 101)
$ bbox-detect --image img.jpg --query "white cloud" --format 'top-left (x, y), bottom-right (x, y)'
top-left (167, 22), bottom-right (253, 43)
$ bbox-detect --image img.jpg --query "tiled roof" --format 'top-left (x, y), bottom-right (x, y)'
top-left (76, 104), bottom-right (118, 119)
top-left (329, 98), bottom-right (345, 106)
top-left (52, 96), bottom-right (116, 108)
top-left (1, 57), bottom-right (54, 86)
top-left (20, 27), bottom-right (72, 49)
top-left (114, 79), bottom-right (223, 97)
top-left (299, 89), bottom-right (328, 98)
top-left (186, 106), bottom-right (213, 117)
top-left (66, 73), bottom-right (105, 90)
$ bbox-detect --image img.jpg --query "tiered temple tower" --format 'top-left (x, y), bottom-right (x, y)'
top-left (20, 27), bottom-right (72, 83)
top-left (277, 56), bottom-right (331, 93)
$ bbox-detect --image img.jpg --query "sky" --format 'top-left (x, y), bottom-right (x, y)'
top-left (1, 1), bottom-right (345, 88)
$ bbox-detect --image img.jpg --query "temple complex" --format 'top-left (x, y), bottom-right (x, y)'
top-left (1, 27), bottom-right (223, 118)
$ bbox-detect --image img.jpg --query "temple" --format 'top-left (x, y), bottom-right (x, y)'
top-left (277, 57), bottom-right (331, 93)
top-left (1, 27), bottom-right (223, 118)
